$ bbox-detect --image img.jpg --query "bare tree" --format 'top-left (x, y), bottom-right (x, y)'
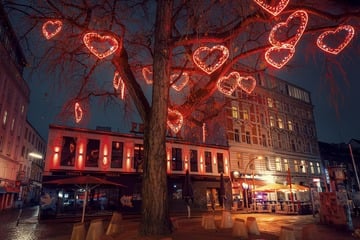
top-left (4, 0), bottom-right (360, 236)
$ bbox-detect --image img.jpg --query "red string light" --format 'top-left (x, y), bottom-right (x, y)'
top-left (253, 0), bottom-right (289, 16)
top-left (74, 102), bottom-right (83, 123)
top-left (113, 71), bottom-right (125, 100)
top-left (83, 32), bottom-right (120, 59)
top-left (265, 45), bottom-right (295, 69)
top-left (167, 108), bottom-right (183, 134)
top-left (42, 20), bottom-right (63, 40)
top-left (238, 76), bottom-right (257, 94)
top-left (142, 67), bottom-right (153, 84)
top-left (170, 72), bottom-right (189, 91)
top-left (316, 25), bottom-right (355, 55)
top-left (217, 71), bottom-right (241, 96)
top-left (193, 45), bottom-right (229, 74)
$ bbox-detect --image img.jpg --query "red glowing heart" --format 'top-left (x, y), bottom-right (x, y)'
top-left (265, 45), bottom-right (295, 69)
top-left (142, 67), bottom-right (153, 84)
top-left (113, 71), bottom-right (125, 100)
top-left (42, 20), bottom-right (63, 40)
top-left (74, 102), bottom-right (83, 123)
top-left (167, 108), bottom-right (183, 134)
top-left (83, 32), bottom-right (120, 59)
top-left (238, 76), bottom-right (257, 94)
top-left (269, 10), bottom-right (308, 48)
top-left (217, 72), bottom-right (241, 96)
top-left (170, 72), bottom-right (189, 91)
top-left (253, 0), bottom-right (289, 16)
top-left (193, 45), bottom-right (229, 74)
top-left (316, 25), bottom-right (355, 55)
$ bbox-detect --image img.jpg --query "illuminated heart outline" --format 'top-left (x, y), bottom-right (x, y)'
top-left (217, 71), bottom-right (241, 96)
top-left (170, 72), bottom-right (189, 91)
top-left (269, 10), bottom-right (308, 48)
top-left (83, 32), bottom-right (120, 59)
top-left (74, 102), bottom-right (83, 123)
top-left (265, 45), bottom-right (295, 69)
top-left (253, 0), bottom-right (289, 16)
top-left (113, 71), bottom-right (125, 100)
top-left (316, 25), bottom-right (355, 55)
top-left (42, 20), bottom-right (63, 40)
top-left (238, 76), bottom-right (257, 94)
top-left (192, 45), bottom-right (229, 74)
top-left (167, 108), bottom-right (183, 134)
top-left (142, 67), bottom-right (153, 84)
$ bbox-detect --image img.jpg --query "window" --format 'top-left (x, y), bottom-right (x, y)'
top-left (111, 141), bottom-right (123, 168)
top-left (232, 106), bottom-right (239, 119)
top-left (316, 162), bottom-right (321, 174)
top-left (267, 98), bottom-right (273, 107)
top-left (134, 144), bottom-right (144, 171)
top-left (205, 151), bottom-right (212, 173)
top-left (283, 159), bottom-right (288, 171)
top-left (10, 118), bottom-right (15, 132)
top-left (294, 160), bottom-right (299, 173)
top-left (270, 116), bottom-right (275, 127)
top-left (242, 110), bottom-right (249, 120)
top-left (310, 162), bottom-right (314, 174)
top-left (265, 157), bottom-right (271, 171)
top-left (288, 121), bottom-right (293, 131)
top-left (245, 131), bottom-right (251, 144)
top-left (60, 136), bottom-right (77, 166)
top-left (217, 153), bottom-right (224, 174)
top-left (277, 118), bottom-right (284, 129)
top-left (190, 150), bottom-right (198, 172)
top-left (85, 139), bottom-right (100, 167)
top-left (172, 147), bottom-right (183, 171)
top-left (261, 134), bottom-right (267, 147)
top-left (2, 110), bottom-right (7, 125)
top-left (300, 160), bottom-right (306, 173)
top-left (234, 129), bottom-right (240, 142)
top-left (275, 157), bottom-right (282, 171)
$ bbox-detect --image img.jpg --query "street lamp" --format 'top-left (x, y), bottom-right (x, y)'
top-left (243, 156), bottom-right (262, 209)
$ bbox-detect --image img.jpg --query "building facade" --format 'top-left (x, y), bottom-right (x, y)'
top-left (224, 71), bottom-right (324, 206)
top-left (0, 4), bottom-right (29, 210)
top-left (42, 124), bottom-right (230, 216)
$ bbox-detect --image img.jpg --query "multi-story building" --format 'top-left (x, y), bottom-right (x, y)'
top-left (0, 4), bottom-right (29, 210)
top-left (42, 124), bottom-right (230, 216)
top-left (224, 71), bottom-right (324, 206)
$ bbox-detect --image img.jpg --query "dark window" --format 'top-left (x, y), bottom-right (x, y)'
top-left (190, 149), bottom-right (198, 172)
top-left (60, 136), bottom-right (77, 166)
top-left (134, 144), bottom-right (144, 172)
top-left (246, 131), bottom-right (251, 144)
top-left (217, 153), bottom-right (224, 173)
top-left (205, 151), bottom-right (212, 173)
top-left (85, 139), bottom-right (100, 167)
top-left (111, 141), bottom-right (123, 168)
top-left (234, 129), bottom-right (240, 142)
top-left (172, 148), bottom-right (183, 171)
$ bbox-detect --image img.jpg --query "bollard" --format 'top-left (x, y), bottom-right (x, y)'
top-left (232, 218), bottom-right (248, 239)
top-left (201, 214), bottom-right (216, 230)
top-left (71, 222), bottom-right (86, 240)
top-left (279, 226), bottom-right (296, 240)
top-left (246, 216), bottom-right (260, 235)
top-left (86, 219), bottom-right (104, 240)
top-left (106, 212), bottom-right (123, 236)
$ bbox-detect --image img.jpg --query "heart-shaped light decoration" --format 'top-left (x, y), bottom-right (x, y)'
top-left (238, 76), bottom-right (257, 94)
top-left (193, 45), bottom-right (229, 74)
top-left (269, 10), bottom-right (308, 48)
top-left (170, 72), bottom-right (189, 91)
top-left (113, 71), bottom-right (125, 100)
top-left (142, 67), bottom-right (153, 84)
top-left (167, 108), bottom-right (183, 134)
top-left (74, 102), bottom-right (83, 123)
top-left (253, 0), bottom-right (289, 16)
top-left (316, 25), bottom-right (355, 55)
top-left (83, 32), bottom-right (120, 59)
top-left (42, 20), bottom-right (63, 40)
top-left (217, 71), bottom-right (241, 96)
top-left (265, 45), bottom-right (295, 69)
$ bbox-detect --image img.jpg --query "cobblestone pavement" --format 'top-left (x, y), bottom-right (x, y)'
top-left (0, 206), bottom-right (358, 240)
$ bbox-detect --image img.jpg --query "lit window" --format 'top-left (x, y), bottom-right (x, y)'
top-left (300, 160), bottom-right (306, 173)
top-left (232, 107), bottom-right (238, 119)
top-left (11, 118), bottom-right (15, 132)
top-left (310, 162), bottom-right (314, 174)
top-left (294, 160), bottom-right (299, 172)
top-left (267, 98), bottom-right (273, 107)
top-left (242, 110), bottom-right (249, 120)
top-left (275, 158), bottom-right (282, 171)
top-left (2, 111), bottom-right (7, 125)
top-left (278, 118), bottom-right (283, 129)
top-left (288, 121), bottom-right (293, 131)
top-left (270, 116), bottom-right (275, 127)
top-left (283, 159), bottom-right (288, 171)
top-left (316, 162), bottom-right (321, 174)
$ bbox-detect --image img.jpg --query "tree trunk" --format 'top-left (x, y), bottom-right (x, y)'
top-left (140, 0), bottom-right (173, 236)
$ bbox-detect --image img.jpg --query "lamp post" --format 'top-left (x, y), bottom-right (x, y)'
top-left (243, 156), bottom-right (262, 209)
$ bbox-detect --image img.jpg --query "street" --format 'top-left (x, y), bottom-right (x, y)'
top-left (0, 206), bottom-right (357, 240)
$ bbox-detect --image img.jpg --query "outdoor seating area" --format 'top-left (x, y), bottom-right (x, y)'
top-left (247, 201), bottom-right (313, 215)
